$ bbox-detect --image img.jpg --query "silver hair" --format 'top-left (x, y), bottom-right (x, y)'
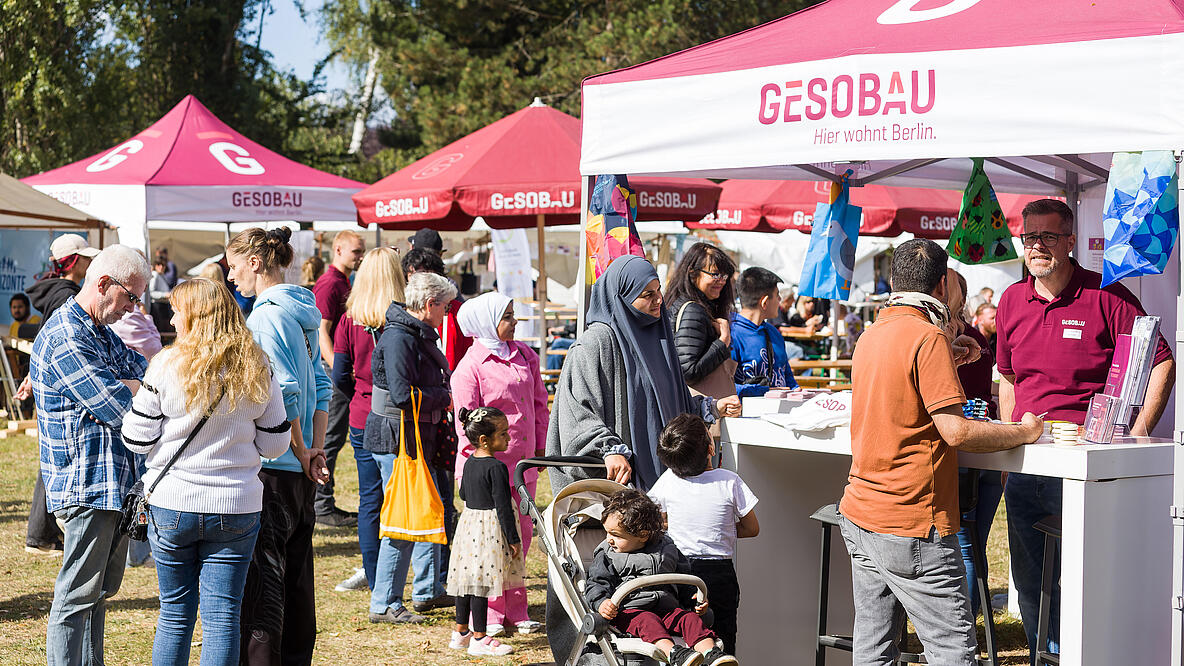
top-left (404, 271), bottom-right (457, 311)
top-left (85, 245), bottom-right (151, 289)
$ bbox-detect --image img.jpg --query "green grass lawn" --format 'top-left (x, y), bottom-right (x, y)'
top-left (0, 430), bottom-right (1035, 664)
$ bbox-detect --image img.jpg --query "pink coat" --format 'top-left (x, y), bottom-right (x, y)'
top-left (451, 341), bottom-right (550, 484)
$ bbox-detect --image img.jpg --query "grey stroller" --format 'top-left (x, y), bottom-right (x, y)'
top-left (513, 456), bottom-right (715, 666)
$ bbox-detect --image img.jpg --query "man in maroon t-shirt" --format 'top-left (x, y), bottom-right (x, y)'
top-left (313, 230), bottom-right (365, 527)
top-left (996, 199), bottom-right (1175, 663)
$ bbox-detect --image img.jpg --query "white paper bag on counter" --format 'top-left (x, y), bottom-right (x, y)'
top-left (762, 391), bottom-right (852, 431)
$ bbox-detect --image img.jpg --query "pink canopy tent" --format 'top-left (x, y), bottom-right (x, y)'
top-left (578, 2), bottom-right (1184, 664)
top-left (24, 95), bottom-right (365, 251)
top-left (689, 179), bottom-right (1043, 237)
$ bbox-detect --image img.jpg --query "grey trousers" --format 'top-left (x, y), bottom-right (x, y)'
top-left (838, 514), bottom-right (978, 666)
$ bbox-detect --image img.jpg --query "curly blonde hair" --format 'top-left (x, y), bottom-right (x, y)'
top-left (164, 278), bottom-right (271, 414)
top-left (346, 247), bottom-right (406, 328)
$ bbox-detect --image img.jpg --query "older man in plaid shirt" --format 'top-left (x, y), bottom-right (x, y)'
top-left (30, 245), bottom-right (150, 666)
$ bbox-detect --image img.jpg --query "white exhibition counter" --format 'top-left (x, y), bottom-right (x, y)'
top-left (720, 416), bottom-right (1173, 666)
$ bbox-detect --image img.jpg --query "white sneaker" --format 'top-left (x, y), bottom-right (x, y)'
top-left (468, 636), bottom-right (514, 656)
top-left (448, 630), bottom-right (471, 650)
top-left (483, 623), bottom-right (505, 637)
top-left (515, 620), bottom-right (542, 634)
top-left (334, 567), bottom-right (368, 592)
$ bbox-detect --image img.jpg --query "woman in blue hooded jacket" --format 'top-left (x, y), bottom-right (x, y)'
top-left (226, 227), bottom-right (332, 666)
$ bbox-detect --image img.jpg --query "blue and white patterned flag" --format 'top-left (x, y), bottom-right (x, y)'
top-left (1101, 151), bottom-right (1179, 287)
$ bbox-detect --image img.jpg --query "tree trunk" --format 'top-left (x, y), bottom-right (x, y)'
top-left (348, 46), bottom-right (380, 155)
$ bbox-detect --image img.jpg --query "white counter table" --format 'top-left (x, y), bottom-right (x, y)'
top-left (720, 416), bottom-right (1173, 666)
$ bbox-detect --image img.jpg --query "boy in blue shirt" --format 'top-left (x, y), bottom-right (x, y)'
top-left (729, 268), bottom-right (798, 396)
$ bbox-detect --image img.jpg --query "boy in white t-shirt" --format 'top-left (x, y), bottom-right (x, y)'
top-left (649, 414), bottom-right (760, 656)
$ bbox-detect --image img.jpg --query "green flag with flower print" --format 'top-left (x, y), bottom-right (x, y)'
top-left (947, 158), bottom-right (1018, 264)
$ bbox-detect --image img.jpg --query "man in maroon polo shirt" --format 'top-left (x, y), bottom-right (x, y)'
top-left (996, 198), bottom-right (1175, 664)
top-left (314, 229), bottom-right (366, 529)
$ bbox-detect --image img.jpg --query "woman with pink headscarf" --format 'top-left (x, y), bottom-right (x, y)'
top-left (450, 291), bottom-right (548, 636)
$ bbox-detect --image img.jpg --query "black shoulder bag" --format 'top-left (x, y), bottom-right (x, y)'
top-left (119, 388), bottom-right (225, 541)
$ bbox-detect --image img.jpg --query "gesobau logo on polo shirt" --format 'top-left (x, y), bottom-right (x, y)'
top-left (1062, 319), bottom-right (1086, 339)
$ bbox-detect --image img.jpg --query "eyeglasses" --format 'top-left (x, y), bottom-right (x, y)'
top-left (107, 276), bottom-right (142, 307)
top-left (432, 299), bottom-right (452, 314)
top-left (1020, 232), bottom-right (1069, 248)
top-left (698, 269), bottom-right (730, 282)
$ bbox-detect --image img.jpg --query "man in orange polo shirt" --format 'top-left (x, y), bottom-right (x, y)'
top-left (839, 239), bottom-right (1044, 666)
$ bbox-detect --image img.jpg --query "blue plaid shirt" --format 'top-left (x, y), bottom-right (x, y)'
top-left (31, 298), bottom-right (148, 512)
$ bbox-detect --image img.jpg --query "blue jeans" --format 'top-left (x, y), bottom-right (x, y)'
top-left (955, 469), bottom-right (1004, 613)
top-left (369, 452), bottom-right (446, 614)
top-left (1005, 473), bottom-right (1061, 665)
top-left (352, 427), bottom-right (381, 588)
top-left (47, 506), bottom-right (128, 666)
top-left (148, 506), bottom-right (260, 666)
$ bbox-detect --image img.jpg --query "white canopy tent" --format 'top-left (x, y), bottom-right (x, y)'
top-left (577, 1), bottom-right (1184, 663)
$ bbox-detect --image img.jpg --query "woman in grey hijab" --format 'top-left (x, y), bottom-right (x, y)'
top-left (545, 255), bottom-right (742, 492)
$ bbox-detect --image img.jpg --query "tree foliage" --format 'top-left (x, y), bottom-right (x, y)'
top-left (1, 1), bottom-right (821, 183)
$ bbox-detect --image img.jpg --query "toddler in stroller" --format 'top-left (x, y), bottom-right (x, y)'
top-left (512, 457), bottom-right (735, 666)
top-left (586, 489), bottom-right (736, 666)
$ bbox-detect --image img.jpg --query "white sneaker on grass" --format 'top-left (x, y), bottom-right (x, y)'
top-left (515, 620), bottom-right (542, 634)
top-left (334, 567), bottom-right (368, 592)
top-left (468, 636), bottom-right (514, 656)
top-left (448, 630), bottom-right (471, 650)
top-left (483, 623), bottom-right (504, 637)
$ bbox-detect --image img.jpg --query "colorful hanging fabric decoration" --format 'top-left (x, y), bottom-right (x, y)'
top-left (585, 174), bottom-right (644, 284)
top-left (947, 158), bottom-right (1017, 264)
top-left (798, 171), bottom-right (861, 300)
top-left (1101, 150), bottom-right (1179, 287)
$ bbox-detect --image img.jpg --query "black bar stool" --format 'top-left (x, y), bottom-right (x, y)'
top-left (810, 504), bottom-right (925, 665)
top-left (958, 470), bottom-right (999, 666)
top-left (1033, 515), bottom-right (1062, 666)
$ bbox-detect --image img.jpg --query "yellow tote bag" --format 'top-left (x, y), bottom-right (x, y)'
top-left (378, 388), bottom-right (447, 544)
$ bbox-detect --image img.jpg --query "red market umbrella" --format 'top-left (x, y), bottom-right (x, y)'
top-left (353, 99), bottom-right (720, 230)
top-left (354, 99), bottom-right (721, 364)
top-left (688, 179), bottom-right (1042, 238)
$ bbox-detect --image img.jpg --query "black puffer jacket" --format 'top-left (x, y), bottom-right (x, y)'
top-left (669, 297), bottom-right (731, 383)
top-left (364, 302), bottom-right (451, 458)
top-left (584, 533), bottom-right (696, 614)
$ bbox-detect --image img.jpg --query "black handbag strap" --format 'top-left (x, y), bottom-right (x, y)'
top-left (146, 387), bottom-right (226, 498)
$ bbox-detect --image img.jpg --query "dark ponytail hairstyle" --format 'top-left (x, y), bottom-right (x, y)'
top-left (458, 406), bottom-right (507, 446)
top-left (226, 227), bottom-right (295, 273)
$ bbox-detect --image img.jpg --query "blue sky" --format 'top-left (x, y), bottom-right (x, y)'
top-left (258, 0), bottom-right (352, 92)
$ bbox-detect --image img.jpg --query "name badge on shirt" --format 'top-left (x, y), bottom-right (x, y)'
top-left (1063, 328), bottom-right (1082, 340)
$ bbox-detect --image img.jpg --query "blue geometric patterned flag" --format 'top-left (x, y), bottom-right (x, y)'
top-left (1101, 151), bottom-right (1179, 287)
top-left (799, 171), bottom-right (862, 300)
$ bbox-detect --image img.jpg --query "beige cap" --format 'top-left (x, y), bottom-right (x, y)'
top-left (50, 234), bottom-right (100, 261)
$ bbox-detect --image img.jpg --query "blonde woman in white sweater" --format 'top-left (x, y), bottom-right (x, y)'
top-left (122, 278), bottom-right (290, 666)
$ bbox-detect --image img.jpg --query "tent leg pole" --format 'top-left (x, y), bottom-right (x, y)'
top-left (537, 213), bottom-right (547, 372)
top-left (576, 176), bottom-right (593, 335)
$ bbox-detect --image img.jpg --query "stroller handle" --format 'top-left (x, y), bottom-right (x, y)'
top-left (609, 573), bottom-right (709, 607)
top-left (513, 455), bottom-right (606, 492)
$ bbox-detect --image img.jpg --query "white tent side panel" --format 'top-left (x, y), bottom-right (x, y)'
top-left (581, 34), bottom-right (1184, 178)
top-left (32, 184), bottom-right (148, 250)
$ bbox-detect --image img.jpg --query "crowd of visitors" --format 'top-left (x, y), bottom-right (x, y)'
top-left (8, 198), bottom-right (1176, 664)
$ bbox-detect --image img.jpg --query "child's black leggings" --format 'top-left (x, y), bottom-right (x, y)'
top-left (455, 594), bottom-right (489, 632)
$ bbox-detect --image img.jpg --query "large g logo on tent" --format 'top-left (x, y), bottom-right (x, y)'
top-left (86, 140), bottom-right (144, 173)
top-left (209, 142), bottom-right (265, 175)
top-left (878, 0), bottom-right (983, 24)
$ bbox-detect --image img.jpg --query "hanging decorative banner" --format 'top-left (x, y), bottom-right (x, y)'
top-left (585, 174), bottom-right (644, 285)
top-left (798, 171), bottom-right (861, 300)
top-left (947, 158), bottom-right (1017, 264)
top-left (1101, 150), bottom-right (1179, 287)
